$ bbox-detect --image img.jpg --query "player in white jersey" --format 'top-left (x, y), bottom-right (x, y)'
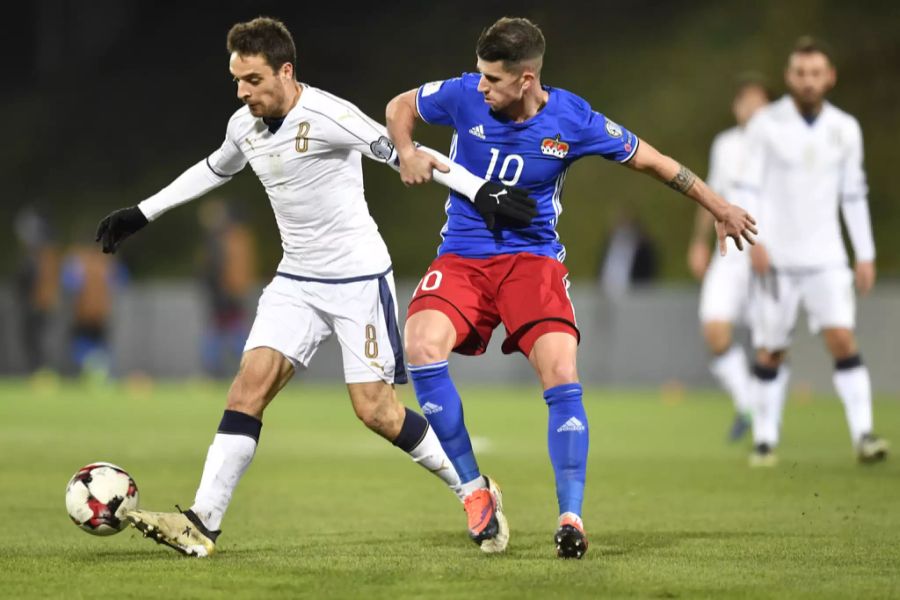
top-left (688, 77), bottom-right (775, 442)
top-left (94, 17), bottom-right (536, 556)
top-left (733, 37), bottom-right (888, 466)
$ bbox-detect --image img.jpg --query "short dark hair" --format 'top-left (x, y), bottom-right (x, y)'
top-left (227, 17), bottom-right (297, 72)
top-left (790, 35), bottom-right (834, 65)
top-left (735, 72), bottom-right (773, 101)
top-left (476, 17), bottom-right (545, 72)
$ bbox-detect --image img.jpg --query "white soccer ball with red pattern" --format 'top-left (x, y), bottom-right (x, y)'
top-left (65, 462), bottom-right (139, 536)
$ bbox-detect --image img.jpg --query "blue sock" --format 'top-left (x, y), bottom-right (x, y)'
top-left (545, 383), bottom-right (589, 517)
top-left (408, 361), bottom-right (481, 483)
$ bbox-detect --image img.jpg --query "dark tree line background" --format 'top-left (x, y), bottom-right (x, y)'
top-left (4, 0), bottom-right (898, 280)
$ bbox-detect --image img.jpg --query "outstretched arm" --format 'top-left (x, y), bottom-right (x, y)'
top-left (96, 132), bottom-right (247, 254)
top-left (625, 139), bottom-right (757, 255)
top-left (840, 120), bottom-right (876, 295)
top-left (687, 206), bottom-right (715, 279)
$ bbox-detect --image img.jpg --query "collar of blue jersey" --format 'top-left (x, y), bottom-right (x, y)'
top-left (489, 85), bottom-right (553, 125)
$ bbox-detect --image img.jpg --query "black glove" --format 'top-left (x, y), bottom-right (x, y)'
top-left (95, 206), bottom-right (149, 254)
top-left (473, 182), bottom-right (538, 230)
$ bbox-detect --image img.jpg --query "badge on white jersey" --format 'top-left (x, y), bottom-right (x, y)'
top-left (370, 136), bottom-right (396, 163)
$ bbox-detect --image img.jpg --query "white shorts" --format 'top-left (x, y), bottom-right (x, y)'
top-left (244, 269), bottom-right (406, 384)
top-left (750, 266), bottom-right (855, 351)
top-left (699, 251), bottom-right (752, 324)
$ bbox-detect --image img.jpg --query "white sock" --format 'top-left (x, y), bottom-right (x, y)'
top-left (408, 426), bottom-right (464, 501)
top-left (459, 476), bottom-right (487, 498)
top-left (751, 366), bottom-right (787, 447)
top-left (833, 363), bottom-right (873, 445)
top-left (191, 433), bottom-right (257, 531)
top-left (775, 364), bottom-right (791, 404)
top-left (710, 345), bottom-right (752, 415)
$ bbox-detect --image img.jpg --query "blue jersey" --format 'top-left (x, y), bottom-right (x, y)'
top-left (416, 73), bottom-right (639, 261)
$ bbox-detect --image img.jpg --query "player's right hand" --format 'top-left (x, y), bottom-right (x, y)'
top-left (473, 182), bottom-right (538, 230)
top-left (95, 206), bottom-right (149, 254)
top-left (687, 240), bottom-right (710, 280)
top-left (714, 203), bottom-right (757, 255)
top-left (399, 148), bottom-right (450, 186)
top-left (750, 243), bottom-right (770, 275)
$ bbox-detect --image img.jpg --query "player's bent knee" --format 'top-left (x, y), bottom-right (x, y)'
top-left (823, 328), bottom-right (858, 359)
top-left (404, 310), bottom-right (456, 365)
top-left (539, 360), bottom-right (579, 389)
top-left (703, 322), bottom-right (733, 355)
top-left (354, 401), bottom-right (392, 432)
top-left (348, 382), bottom-right (404, 437)
top-left (406, 339), bottom-right (450, 366)
top-left (754, 348), bottom-right (786, 369)
top-left (226, 348), bottom-right (293, 418)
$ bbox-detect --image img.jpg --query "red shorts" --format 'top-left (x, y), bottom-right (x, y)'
top-left (408, 253), bottom-right (579, 356)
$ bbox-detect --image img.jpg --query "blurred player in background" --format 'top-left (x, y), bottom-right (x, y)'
top-left (386, 17), bottom-right (756, 558)
top-left (14, 205), bottom-right (60, 377)
top-left (61, 237), bottom-right (128, 381)
top-left (599, 208), bottom-right (659, 299)
top-left (687, 76), bottom-right (774, 441)
top-left (95, 17), bottom-right (534, 557)
top-left (735, 37), bottom-right (888, 467)
top-left (197, 199), bottom-right (257, 379)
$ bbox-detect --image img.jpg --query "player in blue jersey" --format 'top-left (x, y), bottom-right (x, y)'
top-left (386, 17), bottom-right (757, 559)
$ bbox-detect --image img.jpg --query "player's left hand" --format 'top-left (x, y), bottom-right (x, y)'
top-left (473, 182), bottom-right (538, 229)
top-left (95, 206), bottom-right (149, 254)
top-left (855, 261), bottom-right (876, 296)
top-left (714, 203), bottom-right (757, 255)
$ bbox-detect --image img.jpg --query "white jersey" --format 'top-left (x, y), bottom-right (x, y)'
top-left (707, 126), bottom-right (753, 259)
top-left (139, 84), bottom-right (484, 280)
top-left (738, 95), bottom-right (870, 270)
top-left (210, 85), bottom-right (396, 279)
top-left (708, 126), bottom-right (748, 201)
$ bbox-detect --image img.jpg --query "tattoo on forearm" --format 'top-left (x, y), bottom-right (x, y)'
top-left (666, 164), bottom-right (697, 194)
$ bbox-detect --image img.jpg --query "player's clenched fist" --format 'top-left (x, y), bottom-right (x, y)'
top-left (95, 206), bottom-right (149, 254)
top-left (714, 203), bottom-right (757, 255)
top-left (398, 148), bottom-right (451, 186)
top-left (473, 182), bottom-right (538, 230)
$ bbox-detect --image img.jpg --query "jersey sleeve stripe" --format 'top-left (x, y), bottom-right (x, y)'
top-left (618, 136), bottom-right (640, 163)
top-left (205, 157), bottom-right (230, 178)
top-left (304, 106), bottom-right (372, 146)
top-left (415, 87), bottom-right (433, 125)
top-left (315, 88), bottom-right (385, 138)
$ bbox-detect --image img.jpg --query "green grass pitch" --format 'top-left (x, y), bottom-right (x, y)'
top-left (1, 379), bottom-right (898, 599)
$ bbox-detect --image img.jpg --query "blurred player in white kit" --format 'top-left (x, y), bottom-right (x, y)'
top-left (733, 37), bottom-right (888, 466)
top-left (688, 75), bottom-right (776, 442)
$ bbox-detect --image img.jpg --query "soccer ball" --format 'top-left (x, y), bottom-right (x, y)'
top-left (65, 462), bottom-right (139, 536)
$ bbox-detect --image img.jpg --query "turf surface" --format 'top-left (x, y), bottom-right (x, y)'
top-left (1, 379), bottom-right (898, 599)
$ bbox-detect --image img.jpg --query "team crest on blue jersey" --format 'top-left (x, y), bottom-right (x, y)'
top-left (541, 134), bottom-right (570, 159)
